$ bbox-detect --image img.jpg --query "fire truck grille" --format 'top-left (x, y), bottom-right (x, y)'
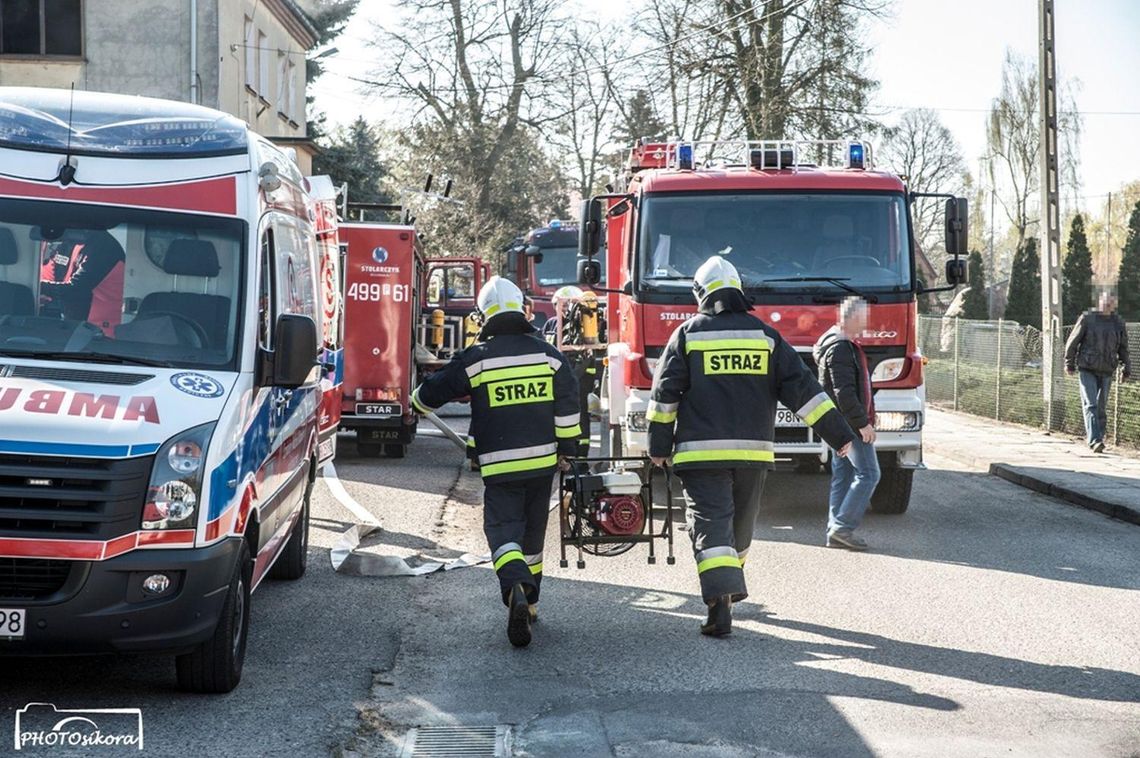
top-left (0, 454), bottom-right (153, 540)
top-left (0, 557), bottom-right (73, 600)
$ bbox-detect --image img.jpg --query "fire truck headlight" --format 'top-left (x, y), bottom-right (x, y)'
top-left (143, 423), bottom-right (215, 531)
top-left (875, 412), bottom-right (921, 432)
top-left (626, 411), bottom-right (649, 432)
top-left (871, 357), bottom-right (906, 382)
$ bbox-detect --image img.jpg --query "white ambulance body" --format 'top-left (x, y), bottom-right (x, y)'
top-left (0, 87), bottom-right (325, 692)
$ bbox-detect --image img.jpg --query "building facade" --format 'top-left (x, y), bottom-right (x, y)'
top-left (0, 0), bottom-right (318, 172)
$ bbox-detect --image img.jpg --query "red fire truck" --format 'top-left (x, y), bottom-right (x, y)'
top-left (577, 140), bottom-right (967, 513)
top-left (307, 175), bottom-right (344, 463)
top-left (506, 220), bottom-right (604, 326)
top-left (340, 219), bottom-right (489, 457)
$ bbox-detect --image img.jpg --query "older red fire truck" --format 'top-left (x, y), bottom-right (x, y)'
top-left (578, 140), bottom-right (967, 513)
top-left (506, 220), bottom-right (605, 326)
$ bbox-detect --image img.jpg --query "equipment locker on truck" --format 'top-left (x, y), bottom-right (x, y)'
top-left (0, 88), bottom-right (330, 692)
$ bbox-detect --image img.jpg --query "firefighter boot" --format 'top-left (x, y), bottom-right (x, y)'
top-left (507, 583), bottom-right (532, 648)
top-left (701, 595), bottom-right (733, 637)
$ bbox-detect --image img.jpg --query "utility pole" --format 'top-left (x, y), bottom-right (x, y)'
top-left (1103, 192), bottom-right (1113, 284)
top-left (1038, 0), bottom-right (1064, 430)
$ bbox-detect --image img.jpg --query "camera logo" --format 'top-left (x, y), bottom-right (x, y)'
top-left (14, 703), bottom-right (143, 751)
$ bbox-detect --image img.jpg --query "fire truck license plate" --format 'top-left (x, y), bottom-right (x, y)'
top-left (0, 609), bottom-right (26, 639)
top-left (775, 409), bottom-right (805, 427)
top-left (356, 403), bottom-right (399, 417)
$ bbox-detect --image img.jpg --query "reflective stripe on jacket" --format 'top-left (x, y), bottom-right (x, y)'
top-left (648, 310), bottom-right (856, 470)
top-left (413, 333), bottom-right (581, 482)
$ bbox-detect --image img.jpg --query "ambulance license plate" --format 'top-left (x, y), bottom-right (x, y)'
top-left (775, 408), bottom-right (805, 427)
top-left (0, 608), bottom-right (26, 639)
top-left (356, 403), bottom-right (399, 417)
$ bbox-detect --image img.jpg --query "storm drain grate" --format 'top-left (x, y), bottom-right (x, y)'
top-left (399, 725), bottom-right (510, 757)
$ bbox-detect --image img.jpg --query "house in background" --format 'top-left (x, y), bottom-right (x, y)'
top-left (0, 0), bottom-right (320, 172)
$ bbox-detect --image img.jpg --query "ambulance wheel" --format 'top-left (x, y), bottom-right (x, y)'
top-left (269, 467), bottom-right (312, 580)
top-left (358, 442), bottom-right (383, 457)
top-left (384, 444), bottom-right (406, 458)
top-left (176, 540), bottom-right (251, 693)
top-left (870, 467), bottom-right (913, 515)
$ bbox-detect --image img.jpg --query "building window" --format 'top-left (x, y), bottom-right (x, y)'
top-left (1, 0), bottom-right (82, 57)
top-left (257, 30), bottom-right (269, 97)
top-left (286, 59), bottom-right (297, 122)
top-left (276, 50), bottom-right (288, 113)
top-left (243, 16), bottom-right (255, 91)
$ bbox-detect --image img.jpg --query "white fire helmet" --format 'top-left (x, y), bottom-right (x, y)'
top-left (692, 255), bottom-right (743, 303)
top-left (552, 285), bottom-right (584, 303)
top-left (477, 275), bottom-right (526, 321)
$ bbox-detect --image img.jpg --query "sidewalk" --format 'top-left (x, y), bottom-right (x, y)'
top-left (924, 408), bottom-right (1140, 525)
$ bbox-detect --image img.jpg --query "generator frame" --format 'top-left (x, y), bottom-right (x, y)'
top-left (558, 456), bottom-right (677, 569)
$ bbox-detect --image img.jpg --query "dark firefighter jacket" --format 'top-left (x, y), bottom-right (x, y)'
top-left (647, 305), bottom-right (856, 470)
top-left (413, 315), bottom-right (581, 483)
top-left (1064, 311), bottom-right (1132, 378)
top-left (813, 326), bottom-right (873, 431)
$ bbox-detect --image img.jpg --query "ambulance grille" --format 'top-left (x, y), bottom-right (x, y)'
top-left (0, 454), bottom-right (153, 540)
top-left (0, 557), bottom-right (72, 601)
top-left (0, 364), bottom-right (154, 386)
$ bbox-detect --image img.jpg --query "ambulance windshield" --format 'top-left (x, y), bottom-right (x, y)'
top-left (0, 198), bottom-right (245, 370)
top-left (638, 192), bottom-right (911, 295)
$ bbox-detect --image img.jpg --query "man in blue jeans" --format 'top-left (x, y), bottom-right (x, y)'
top-left (813, 297), bottom-right (879, 550)
top-left (1064, 291), bottom-right (1132, 453)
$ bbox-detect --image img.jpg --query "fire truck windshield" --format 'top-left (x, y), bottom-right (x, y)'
top-left (533, 245), bottom-right (583, 287)
top-left (638, 192), bottom-right (911, 297)
top-left (0, 198), bottom-right (246, 370)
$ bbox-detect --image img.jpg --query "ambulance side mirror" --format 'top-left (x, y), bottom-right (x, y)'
top-left (270, 314), bottom-right (319, 389)
top-left (579, 198), bottom-right (602, 257)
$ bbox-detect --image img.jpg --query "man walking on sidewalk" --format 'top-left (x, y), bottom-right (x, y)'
top-left (814, 296), bottom-right (879, 550)
top-left (1065, 290), bottom-right (1132, 453)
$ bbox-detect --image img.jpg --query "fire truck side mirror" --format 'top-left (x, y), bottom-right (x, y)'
top-left (945, 258), bottom-right (968, 287)
top-left (579, 198), bottom-right (602, 257)
top-left (578, 257), bottom-right (602, 286)
top-left (269, 314), bottom-right (319, 389)
top-left (944, 197), bottom-right (968, 256)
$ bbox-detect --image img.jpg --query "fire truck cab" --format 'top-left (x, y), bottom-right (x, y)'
top-left (579, 140), bottom-right (967, 514)
top-left (506, 220), bottom-right (603, 326)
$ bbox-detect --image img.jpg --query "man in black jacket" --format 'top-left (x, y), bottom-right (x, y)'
top-left (1064, 291), bottom-right (1132, 452)
top-left (813, 296), bottom-right (879, 550)
top-left (648, 256), bottom-right (855, 636)
top-left (412, 277), bottom-right (580, 647)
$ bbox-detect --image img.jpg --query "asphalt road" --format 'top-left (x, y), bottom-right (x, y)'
top-left (3, 416), bottom-right (1140, 757)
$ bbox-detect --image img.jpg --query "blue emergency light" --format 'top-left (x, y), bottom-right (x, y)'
top-left (549, 219), bottom-right (563, 229)
top-left (676, 142), bottom-right (694, 170)
top-left (847, 142), bottom-right (866, 170)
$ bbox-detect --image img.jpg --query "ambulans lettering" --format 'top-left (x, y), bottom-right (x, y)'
top-left (703, 350), bottom-right (769, 375)
top-left (0, 387), bottom-right (161, 423)
top-left (487, 377), bottom-right (553, 407)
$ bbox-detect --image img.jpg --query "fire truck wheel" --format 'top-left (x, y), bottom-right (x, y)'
top-left (358, 442), bottom-right (383, 457)
top-left (175, 540), bottom-right (252, 693)
top-left (384, 444), bottom-right (406, 459)
top-left (269, 467), bottom-right (312, 581)
top-left (870, 467), bottom-right (913, 515)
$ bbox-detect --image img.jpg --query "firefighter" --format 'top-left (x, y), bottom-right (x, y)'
top-left (412, 276), bottom-right (580, 648)
top-left (648, 256), bottom-right (856, 637)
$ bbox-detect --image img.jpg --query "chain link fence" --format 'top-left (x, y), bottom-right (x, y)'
top-left (918, 316), bottom-right (1140, 449)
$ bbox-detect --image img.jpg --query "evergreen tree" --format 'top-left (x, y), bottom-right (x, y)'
top-left (312, 117), bottom-right (388, 204)
top-left (1119, 201), bottom-right (1140, 320)
top-left (1004, 237), bottom-right (1041, 327)
top-left (612, 89), bottom-right (666, 147)
top-left (962, 251), bottom-right (989, 319)
top-left (1062, 213), bottom-right (1094, 323)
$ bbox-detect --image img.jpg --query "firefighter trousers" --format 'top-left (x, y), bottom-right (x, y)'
top-left (678, 467), bottom-right (767, 603)
top-left (484, 474), bottom-right (553, 605)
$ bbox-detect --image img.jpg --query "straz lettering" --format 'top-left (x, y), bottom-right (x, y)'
top-left (0, 387), bottom-right (161, 424)
top-left (488, 377), bottom-right (553, 408)
top-left (704, 349), bottom-right (769, 376)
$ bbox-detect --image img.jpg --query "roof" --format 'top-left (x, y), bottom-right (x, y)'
top-left (0, 87), bottom-right (248, 159)
top-left (268, 0), bottom-right (320, 49)
top-left (637, 166), bottom-right (907, 194)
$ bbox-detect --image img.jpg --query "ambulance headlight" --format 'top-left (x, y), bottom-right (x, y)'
top-left (874, 412), bottom-right (921, 432)
top-left (143, 423), bottom-right (215, 531)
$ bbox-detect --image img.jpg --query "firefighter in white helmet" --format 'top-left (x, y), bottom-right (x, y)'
top-left (412, 276), bottom-right (580, 647)
top-left (648, 256), bottom-right (856, 636)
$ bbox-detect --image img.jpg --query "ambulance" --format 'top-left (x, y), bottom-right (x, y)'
top-left (0, 88), bottom-right (328, 692)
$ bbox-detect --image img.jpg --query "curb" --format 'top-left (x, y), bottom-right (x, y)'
top-left (926, 439), bottom-right (1140, 526)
